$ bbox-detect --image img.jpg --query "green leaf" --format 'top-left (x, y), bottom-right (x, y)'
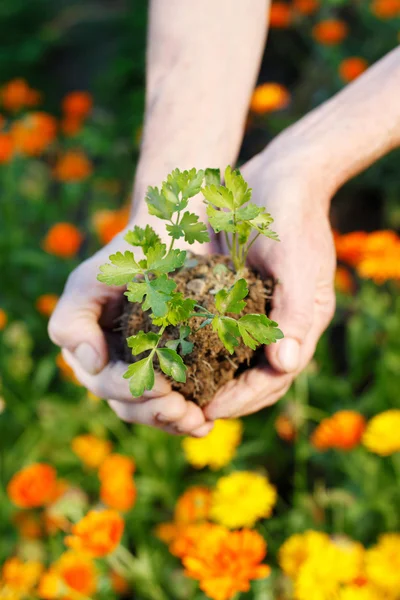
top-left (152, 293), bottom-right (196, 326)
top-left (202, 184), bottom-right (234, 210)
top-left (146, 186), bottom-right (176, 220)
top-left (124, 226), bottom-right (161, 253)
top-left (206, 205), bottom-right (235, 233)
top-left (248, 211), bottom-right (279, 240)
top-left (215, 279), bottom-right (248, 314)
top-left (237, 222), bottom-right (251, 244)
top-left (123, 356), bottom-right (155, 397)
top-left (167, 168), bottom-right (205, 200)
top-left (236, 203), bottom-right (261, 222)
top-left (167, 212), bottom-right (210, 245)
top-left (97, 251), bottom-right (142, 286)
top-left (224, 166), bottom-right (252, 207)
top-left (212, 316), bottom-right (240, 354)
top-left (125, 281), bottom-right (146, 303)
top-left (205, 168), bottom-right (220, 187)
top-left (238, 314), bottom-right (284, 349)
top-left (146, 245), bottom-right (186, 274)
top-left (142, 275), bottom-right (177, 317)
top-left (127, 331), bottom-right (161, 355)
top-left (156, 348), bottom-right (187, 383)
top-left (165, 325), bottom-right (194, 355)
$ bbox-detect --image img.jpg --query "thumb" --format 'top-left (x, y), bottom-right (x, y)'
top-left (265, 267), bottom-right (316, 374)
top-left (48, 259), bottom-right (119, 374)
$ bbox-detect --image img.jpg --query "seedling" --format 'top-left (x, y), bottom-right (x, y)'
top-left (98, 166), bottom-right (283, 397)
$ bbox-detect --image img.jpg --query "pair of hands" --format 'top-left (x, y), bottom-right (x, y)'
top-left (49, 142), bottom-right (336, 437)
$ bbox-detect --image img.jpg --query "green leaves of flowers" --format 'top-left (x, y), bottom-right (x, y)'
top-left (215, 279), bottom-right (248, 314)
top-left (126, 275), bottom-right (177, 317)
top-left (238, 314), bottom-right (283, 350)
top-left (212, 317), bottom-right (241, 354)
top-left (156, 348), bottom-right (187, 382)
top-left (98, 251), bottom-right (142, 285)
top-left (151, 293), bottom-right (196, 326)
top-left (127, 331), bottom-right (161, 355)
top-left (124, 356), bottom-right (155, 397)
top-left (166, 326), bottom-right (194, 355)
top-left (124, 226), bottom-right (161, 253)
top-left (146, 168), bottom-right (205, 220)
top-left (167, 211), bottom-right (210, 245)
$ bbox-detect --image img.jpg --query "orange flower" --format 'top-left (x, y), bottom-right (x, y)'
top-left (110, 571), bottom-right (130, 594)
top-left (71, 434), bottom-right (113, 469)
top-left (100, 474), bottom-right (137, 512)
top-left (356, 230), bottom-right (400, 283)
top-left (13, 511), bottom-right (43, 539)
top-left (335, 231), bottom-right (369, 267)
top-left (92, 206), bottom-right (130, 245)
top-left (250, 83), bottom-right (290, 114)
top-left (174, 487), bottom-right (212, 524)
top-left (0, 132), bottom-right (13, 163)
top-left (269, 2), bottom-right (292, 28)
top-left (275, 414), bottom-right (297, 442)
top-left (11, 112), bottom-right (56, 156)
top-left (36, 294), bottom-right (59, 317)
top-left (182, 527), bottom-right (271, 600)
top-left (0, 308), bottom-right (7, 330)
top-left (293, 0), bottom-right (319, 15)
top-left (56, 352), bottom-right (80, 385)
top-left (43, 223), bottom-right (83, 258)
top-left (311, 411), bottom-right (367, 451)
top-left (98, 453), bottom-right (136, 480)
top-left (65, 509), bottom-right (124, 557)
top-left (61, 116), bottom-right (83, 137)
top-left (335, 266), bottom-right (355, 294)
top-left (339, 57), bottom-right (368, 83)
top-left (62, 91), bottom-right (93, 119)
top-left (7, 463), bottom-right (58, 508)
top-left (39, 552), bottom-right (97, 600)
top-left (54, 150), bottom-right (93, 182)
top-left (312, 20), bottom-right (348, 45)
top-left (371, 0), bottom-right (400, 18)
top-left (1, 79), bottom-right (41, 112)
top-left (2, 557), bottom-right (43, 594)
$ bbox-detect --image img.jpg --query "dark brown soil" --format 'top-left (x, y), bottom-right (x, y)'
top-left (116, 254), bottom-right (274, 406)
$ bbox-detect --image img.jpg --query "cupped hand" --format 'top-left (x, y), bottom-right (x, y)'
top-left (204, 145), bottom-right (337, 420)
top-left (49, 219), bottom-right (216, 437)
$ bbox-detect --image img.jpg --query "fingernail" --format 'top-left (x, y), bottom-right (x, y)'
top-left (74, 343), bottom-right (103, 375)
top-left (190, 423), bottom-right (214, 438)
top-left (277, 338), bottom-right (300, 373)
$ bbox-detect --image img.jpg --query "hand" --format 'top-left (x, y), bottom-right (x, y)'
top-left (204, 144), bottom-right (336, 419)
top-left (49, 221), bottom-right (216, 437)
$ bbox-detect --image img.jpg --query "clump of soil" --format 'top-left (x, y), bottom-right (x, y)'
top-left (118, 254), bottom-right (274, 406)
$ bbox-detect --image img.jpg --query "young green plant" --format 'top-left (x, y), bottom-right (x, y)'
top-left (98, 166), bottom-right (283, 398)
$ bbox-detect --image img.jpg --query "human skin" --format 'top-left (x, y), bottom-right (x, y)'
top-left (49, 0), bottom-right (400, 429)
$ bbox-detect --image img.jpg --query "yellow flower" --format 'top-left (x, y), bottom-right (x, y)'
top-left (331, 537), bottom-right (365, 584)
top-left (365, 533), bottom-right (400, 594)
top-left (210, 471), bottom-right (277, 528)
top-left (1, 557), bottom-right (43, 594)
top-left (182, 420), bottom-right (242, 470)
top-left (278, 531), bottom-right (330, 578)
top-left (71, 434), bottom-right (113, 469)
top-left (362, 410), bottom-right (400, 456)
top-left (338, 585), bottom-right (387, 600)
top-left (295, 544), bottom-right (342, 600)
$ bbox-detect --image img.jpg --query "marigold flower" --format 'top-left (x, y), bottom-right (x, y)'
top-left (365, 533), bottom-right (400, 593)
top-left (182, 527), bottom-right (270, 600)
top-left (312, 19), bottom-right (348, 45)
top-left (362, 410), bottom-right (400, 456)
top-left (293, 0), bottom-right (319, 15)
top-left (339, 57), bottom-right (368, 83)
top-left (37, 571), bottom-right (62, 599)
top-left (56, 352), bottom-right (80, 385)
top-left (71, 434), bottom-right (112, 469)
top-left (174, 487), bottom-right (212, 524)
top-left (269, 2), bottom-right (292, 28)
top-left (7, 463), bottom-right (58, 508)
top-left (13, 511), bottom-right (42, 539)
top-left (275, 413), bottom-right (297, 442)
top-left (2, 557), bottom-right (43, 594)
top-left (54, 150), bottom-right (93, 182)
top-left (335, 231), bottom-right (368, 267)
top-left (36, 294), bottom-right (59, 317)
top-left (357, 231), bottom-right (400, 283)
top-left (370, 0), bottom-right (400, 18)
top-left (0, 308), bottom-right (7, 330)
top-left (279, 530), bottom-right (330, 578)
top-left (210, 471), bottom-right (277, 528)
top-left (65, 509), bottom-right (124, 557)
top-left (182, 420), bottom-right (242, 470)
top-left (100, 474), bottom-right (137, 512)
top-left (335, 266), bottom-right (355, 295)
top-left (62, 91), bottom-right (93, 119)
top-left (311, 411), bottom-right (366, 451)
top-left (338, 585), bottom-right (381, 600)
top-left (1, 79), bottom-right (41, 112)
top-left (92, 206), bottom-right (130, 245)
top-left (61, 116), bottom-right (83, 137)
top-left (11, 112), bottom-right (56, 156)
top-left (57, 551), bottom-right (97, 599)
top-left (250, 83), bottom-right (290, 114)
top-left (0, 132), bottom-right (13, 163)
top-left (43, 223), bottom-right (83, 258)
top-left (98, 453), bottom-right (135, 480)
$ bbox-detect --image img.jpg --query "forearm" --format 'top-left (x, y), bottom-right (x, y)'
top-left (132, 0), bottom-right (269, 220)
top-left (268, 47), bottom-right (400, 207)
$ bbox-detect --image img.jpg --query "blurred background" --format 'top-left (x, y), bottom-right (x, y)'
top-left (0, 1), bottom-right (400, 599)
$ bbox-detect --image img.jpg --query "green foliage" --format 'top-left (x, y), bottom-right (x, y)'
top-left (156, 348), bottom-right (187, 383)
top-left (124, 355), bottom-right (155, 397)
top-left (127, 331), bottom-right (161, 355)
top-left (165, 326), bottom-right (194, 355)
top-left (215, 279), bottom-right (248, 314)
top-left (124, 226), bottom-right (161, 254)
top-left (166, 211), bottom-right (210, 245)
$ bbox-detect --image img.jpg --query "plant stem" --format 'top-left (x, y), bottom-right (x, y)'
top-left (243, 232), bottom-right (261, 263)
top-left (293, 373), bottom-right (309, 504)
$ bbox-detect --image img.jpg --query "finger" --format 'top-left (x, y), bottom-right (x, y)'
top-left (62, 350), bottom-right (171, 401)
top-left (173, 402), bottom-right (214, 436)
